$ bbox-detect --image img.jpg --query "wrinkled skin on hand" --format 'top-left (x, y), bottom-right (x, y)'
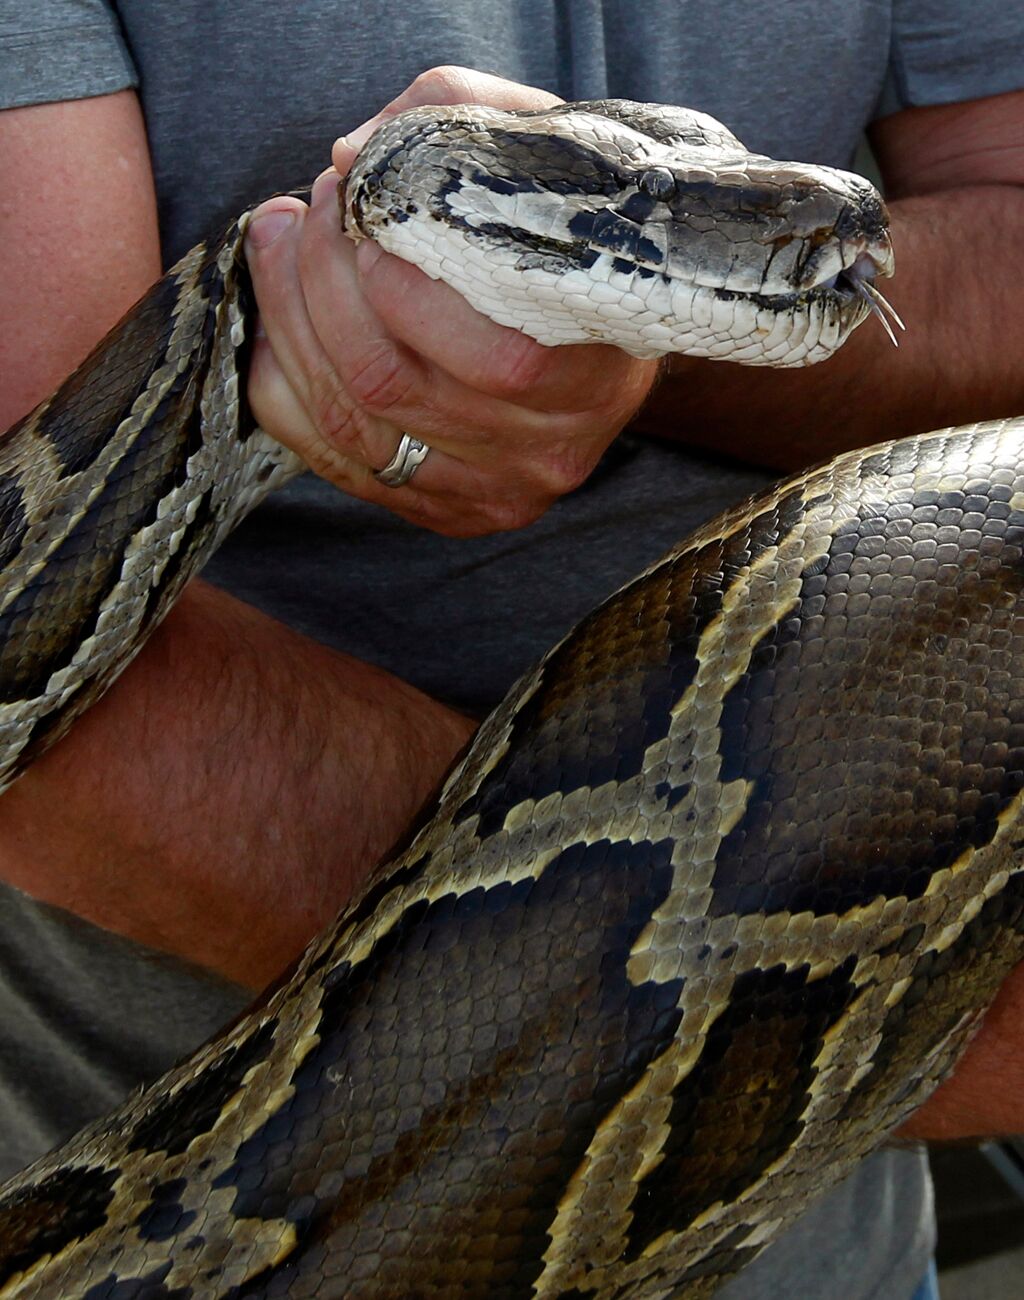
top-left (244, 66), bottom-right (659, 539)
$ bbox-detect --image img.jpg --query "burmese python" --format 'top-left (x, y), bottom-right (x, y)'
top-left (0, 100), bottom-right (1021, 1299)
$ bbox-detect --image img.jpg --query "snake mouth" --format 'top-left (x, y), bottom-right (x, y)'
top-left (711, 241), bottom-right (902, 349)
top-left (831, 255), bottom-right (905, 345)
top-left (809, 241), bottom-right (904, 344)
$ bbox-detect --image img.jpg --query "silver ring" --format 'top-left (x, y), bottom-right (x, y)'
top-left (374, 433), bottom-right (431, 488)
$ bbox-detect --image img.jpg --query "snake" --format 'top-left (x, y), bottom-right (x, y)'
top-left (0, 98), bottom-right (1020, 1299)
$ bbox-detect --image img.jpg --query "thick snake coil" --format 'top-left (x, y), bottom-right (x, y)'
top-left (0, 101), bottom-right (1020, 1299)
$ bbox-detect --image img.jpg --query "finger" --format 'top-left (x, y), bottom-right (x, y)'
top-left (357, 430), bottom-right (565, 539)
top-left (247, 153), bottom-right (636, 536)
top-left (304, 177), bottom-right (653, 500)
top-left (333, 65), bottom-right (562, 176)
top-left (354, 239), bottom-right (659, 419)
top-left (246, 331), bottom-right (370, 492)
top-left (299, 174), bottom-right (583, 467)
top-left (244, 181), bottom-right (541, 497)
top-left (244, 187), bottom-right (404, 477)
top-left (249, 323), bottom-right (510, 520)
top-left (250, 316), bottom-right (514, 517)
top-left (244, 188), bottom-right (505, 498)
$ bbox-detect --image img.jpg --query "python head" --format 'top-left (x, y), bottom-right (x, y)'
top-left (342, 99), bottom-right (897, 367)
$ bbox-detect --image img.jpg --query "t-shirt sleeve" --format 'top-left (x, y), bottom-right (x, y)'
top-left (877, 0), bottom-right (1024, 116)
top-left (0, 0), bottom-right (137, 111)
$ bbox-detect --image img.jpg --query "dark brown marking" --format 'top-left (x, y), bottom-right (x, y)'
top-left (840, 872), bottom-right (1024, 1127)
top-left (709, 483), bottom-right (1024, 918)
top-left (457, 486), bottom-right (809, 841)
top-left (17, 681), bottom-right (90, 770)
top-left (0, 1163), bottom-right (117, 1286)
top-left (211, 838), bottom-right (682, 1297)
top-left (135, 1177), bottom-right (196, 1243)
top-left (225, 245), bottom-right (260, 444)
top-left (131, 1019), bottom-right (276, 1158)
top-left (341, 853), bottom-right (432, 937)
top-left (0, 474), bottom-right (28, 571)
top-left (664, 1225), bottom-right (761, 1294)
top-left (457, 127), bottom-right (628, 198)
top-left (24, 272), bottom-right (194, 479)
top-left (625, 957), bottom-right (857, 1258)
top-left (0, 340), bottom-right (209, 706)
top-left (540, 100), bottom-right (725, 151)
top-left (81, 1263), bottom-right (191, 1299)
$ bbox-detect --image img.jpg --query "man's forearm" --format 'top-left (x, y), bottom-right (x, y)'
top-left (0, 579), bottom-right (475, 988)
top-left (634, 185), bottom-right (1024, 467)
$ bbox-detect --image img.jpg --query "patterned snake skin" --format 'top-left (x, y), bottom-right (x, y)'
top-left (0, 101), bottom-right (1021, 1299)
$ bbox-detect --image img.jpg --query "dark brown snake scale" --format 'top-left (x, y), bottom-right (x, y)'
top-left (0, 102), bottom-right (1021, 1298)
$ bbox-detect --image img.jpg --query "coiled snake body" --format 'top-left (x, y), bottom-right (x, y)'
top-left (0, 101), bottom-right (1021, 1299)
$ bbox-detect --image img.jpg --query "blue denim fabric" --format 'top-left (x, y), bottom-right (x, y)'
top-left (910, 1259), bottom-right (940, 1300)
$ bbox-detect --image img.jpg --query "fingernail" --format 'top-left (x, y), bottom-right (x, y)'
top-left (339, 116), bottom-right (383, 155)
top-left (245, 208), bottom-right (296, 250)
top-left (311, 168), bottom-right (339, 207)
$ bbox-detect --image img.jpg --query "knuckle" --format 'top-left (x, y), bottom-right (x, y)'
top-left (343, 339), bottom-right (416, 414)
top-left (299, 436), bottom-right (359, 489)
top-left (408, 65), bottom-right (475, 106)
top-left (530, 446), bottom-right (594, 498)
top-left (475, 495), bottom-right (546, 536)
top-left (308, 373), bottom-right (367, 453)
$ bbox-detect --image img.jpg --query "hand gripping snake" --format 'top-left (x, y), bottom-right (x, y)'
top-left (0, 100), bottom-right (1020, 1299)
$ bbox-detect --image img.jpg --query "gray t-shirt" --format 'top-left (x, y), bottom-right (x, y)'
top-left (2, 2), bottom-right (1022, 1296)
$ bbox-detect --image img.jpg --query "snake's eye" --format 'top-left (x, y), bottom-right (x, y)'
top-left (639, 168), bottom-right (676, 201)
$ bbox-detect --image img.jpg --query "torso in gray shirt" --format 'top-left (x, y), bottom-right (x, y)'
top-left (3, 1), bottom-right (1023, 1295)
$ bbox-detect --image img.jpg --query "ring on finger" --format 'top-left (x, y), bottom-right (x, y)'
top-left (374, 433), bottom-right (432, 488)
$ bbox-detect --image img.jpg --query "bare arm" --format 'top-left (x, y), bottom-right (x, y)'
top-left (0, 580), bottom-right (473, 989)
top-left (0, 92), bottom-right (474, 987)
top-left (0, 92), bottom-right (161, 430)
top-left (0, 76), bottom-right (655, 988)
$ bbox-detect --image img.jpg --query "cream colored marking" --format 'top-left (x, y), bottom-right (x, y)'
top-left (924, 787), bottom-right (1024, 899)
top-left (626, 488), bottom-right (841, 987)
top-left (533, 1024), bottom-right (727, 1298)
top-left (0, 965), bottom-right (328, 1296)
top-left (529, 427), bottom-right (1024, 1293)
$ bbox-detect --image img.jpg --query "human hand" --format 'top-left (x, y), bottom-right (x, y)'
top-left (244, 66), bottom-right (659, 538)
